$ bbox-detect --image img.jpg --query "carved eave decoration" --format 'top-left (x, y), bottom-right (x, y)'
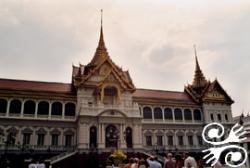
top-left (202, 79), bottom-right (234, 104)
top-left (73, 57), bottom-right (135, 92)
top-left (184, 82), bottom-right (210, 104)
top-left (185, 79), bottom-right (234, 105)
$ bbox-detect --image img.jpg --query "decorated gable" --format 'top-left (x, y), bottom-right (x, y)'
top-left (202, 79), bottom-right (234, 104)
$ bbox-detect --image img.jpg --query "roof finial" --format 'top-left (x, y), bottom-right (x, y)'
top-left (193, 44), bottom-right (197, 58)
top-left (98, 9), bottom-right (105, 48)
top-left (89, 9), bottom-right (108, 65)
top-left (193, 44), bottom-right (200, 70)
top-left (101, 9), bottom-right (103, 27)
top-left (192, 44), bottom-right (207, 89)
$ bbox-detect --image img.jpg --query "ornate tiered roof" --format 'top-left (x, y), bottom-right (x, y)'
top-left (185, 48), bottom-right (233, 104)
top-left (72, 12), bottom-right (135, 92)
top-left (192, 56), bottom-right (208, 88)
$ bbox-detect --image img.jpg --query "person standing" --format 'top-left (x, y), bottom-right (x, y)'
top-left (175, 154), bottom-right (184, 168)
top-left (184, 153), bottom-right (197, 168)
top-left (146, 156), bottom-right (162, 168)
top-left (163, 153), bottom-right (175, 168)
top-left (123, 158), bottom-right (134, 168)
top-left (131, 158), bottom-right (139, 168)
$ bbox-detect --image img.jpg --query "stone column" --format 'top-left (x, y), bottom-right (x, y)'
top-left (151, 106), bottom-right (155, 123)
top-left (172, 108), bottom-right (175, 123)
top-left (98, 123), bottom-right (105, 148)
top-left (162, 107), bottom-right (165, 122)
top-left (181, 108), bottom-right (184, 123)
top-left (200, 109), bottom-right (204, 122)
top-left (192, 110), bottom-right (195, 123)
top-left (133, 124), bottom-right (143, 149)
top-left (98, 123), bottom-right (105, 149)
top-left (120, 124), bottom-right (126, 148)
top-left (31, 129), bottom-right (36, 146)
top-left (77, 120), bottom-right (89, 149)
top-left (48, 101), bottom-right (52, 119)
top-left (173, 130), bottom-right (177, 146)
top-left (6, 99), bottom-right (10, 117)
top-left (184, 132), bottom-right (188, 150)
top-left (193, 134), bottom-right (198, 149)
top-left (35, 101), bottom-right (38, 118)
top-left (62, 102), bottom-right (65, 119)
top-left (59, 130), bottom-right (63, 146)
top-left (17, 127), bottom-right (22, 145)
top-left (98, 124), bottom-right (101, 144)
top-left (21, 99), bottom-right (24, 117)
top-left (44, 132), bottom-right (49, 146)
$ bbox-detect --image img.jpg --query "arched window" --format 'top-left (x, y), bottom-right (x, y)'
top-left (184, 109), bottom-right (192, 120)
top-left (174, 108), bottom-right (182, 120)
top-left (194, 109), bottom-right (202, 121)
top-left (9, 99), bottom-right (22, 114)
top-left (143, 107), bottom-right (152, 119)
top-left (24, 100), bottom-right (36, 114)
top-left (225, 114), bottom-right (228, 122)
top-left (38, 101), bottom-right (49, 115)
top-left (65, 103), bottom-right (76, 116)
top-left (51, 102), bottom-right (62, 116)
top-left (0, 99), bottom-right (7, 113)
top-left (89, 126), bottom-right (97, 148)
top-left (217, 114), bottom-right (222, 121)
top-left (164, 108), bottom-right (173, 120)
top-left (154, 107), bottom-right (163, 119)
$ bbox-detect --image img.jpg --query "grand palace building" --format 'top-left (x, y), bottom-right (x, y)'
top-left (0, 18), bottom-right (235, 166)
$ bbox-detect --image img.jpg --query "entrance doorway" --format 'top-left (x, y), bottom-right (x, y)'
top-left (125, 127), bottom-right (133, 148)
top-left (89, 126), bottom-right (97, 148)
top-left (105, 125), bottom-right (119, 148)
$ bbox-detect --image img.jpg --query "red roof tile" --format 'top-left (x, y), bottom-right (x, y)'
top-left (133, 88), bottom-right (194, 102)
top-left (0, 78), bottom-right (74, 93)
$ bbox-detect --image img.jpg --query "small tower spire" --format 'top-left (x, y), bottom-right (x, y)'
top-left (194, 45), bottom-right (201, 72)
top-left (98, 9), bottom-right (106, 49)
top-left (90, 9), bottom-right (108, 66)
top-left (192, 45), bottom-right (207, 89)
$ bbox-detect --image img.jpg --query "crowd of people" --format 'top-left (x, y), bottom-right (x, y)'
top-left (122, 152), bottom-right (222, 168)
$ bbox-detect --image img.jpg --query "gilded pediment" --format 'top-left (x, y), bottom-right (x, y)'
top-left (202, 79), bottom-right (234, 104)
top-left (204, 89), bottom-right (226, 100)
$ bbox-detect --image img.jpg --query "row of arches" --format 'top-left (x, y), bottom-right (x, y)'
top-left (0, 99), bottom-right (76, 116)
top-left (142, 107), bottom-right (202, 121)
top-left (143, 130), bottom-right (203, 147)
top-left (0, 127), bottom-right (75, 147)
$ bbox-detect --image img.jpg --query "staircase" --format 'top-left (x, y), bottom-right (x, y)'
top-left (49, 150), bottom-right (77, 165)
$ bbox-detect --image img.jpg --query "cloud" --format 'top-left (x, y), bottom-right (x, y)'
top-left (0, 0), bottom-right (249, 116)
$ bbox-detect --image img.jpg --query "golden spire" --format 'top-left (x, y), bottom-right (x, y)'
top-left (98, 9), bottom-right (106, 49)
top-left (192, 45), bottom-right (207, 88)
top-left (90, 9), bottom-right (108, 66)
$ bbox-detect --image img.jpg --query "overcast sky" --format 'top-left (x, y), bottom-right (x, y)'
top-left (0, 0), bottom-right (249, 116)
